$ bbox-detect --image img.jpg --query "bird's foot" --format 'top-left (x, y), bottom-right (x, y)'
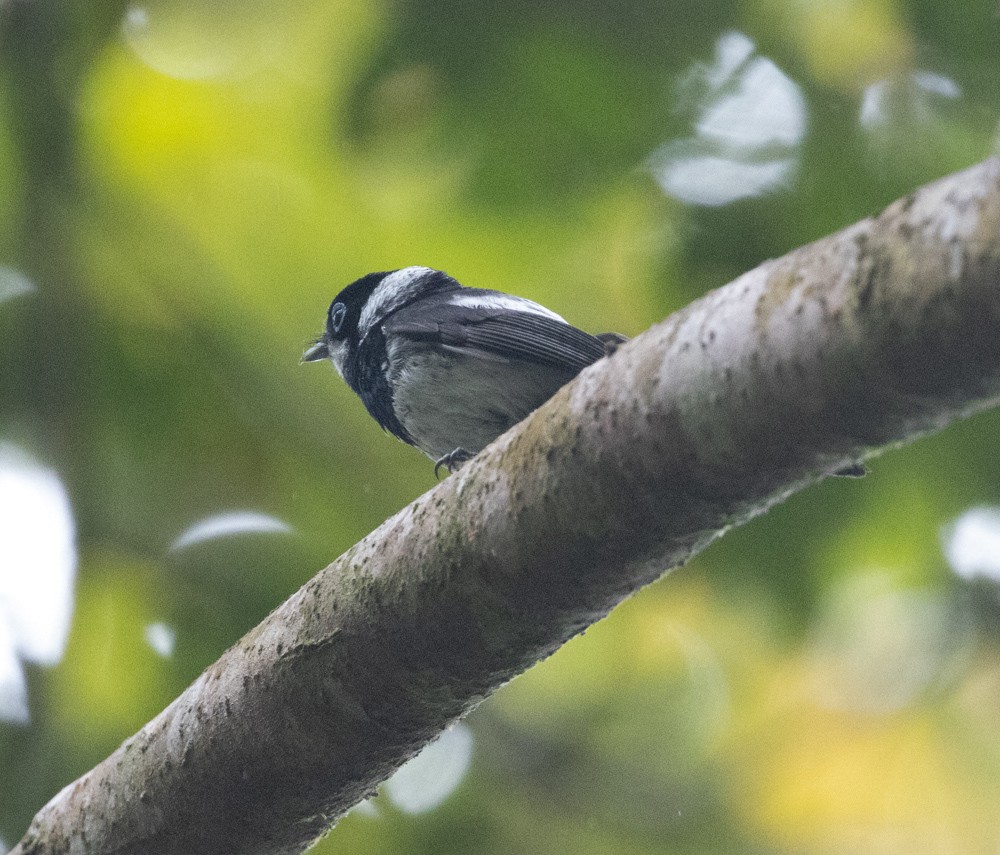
top-left (596, 332), bottom-right (629, 356)
top-left (833, 463), bottom-right (867, 478)
top-left (434, 448), bottom-right (474, 479)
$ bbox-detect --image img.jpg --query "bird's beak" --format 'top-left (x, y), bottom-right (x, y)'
top-left (302, 340), bottom-right (330, 363)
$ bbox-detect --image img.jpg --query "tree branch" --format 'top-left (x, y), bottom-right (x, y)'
top-left (14, 157), bottom-right (1000, 855)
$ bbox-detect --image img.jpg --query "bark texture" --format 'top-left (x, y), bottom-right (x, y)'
top-left (13, 158), bottom-right (1000, 855)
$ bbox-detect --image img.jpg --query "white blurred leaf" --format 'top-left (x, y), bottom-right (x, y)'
top-left (383, 724), bottom-right (474, 814)
top-left (171, 511), bottom-right (292, 551)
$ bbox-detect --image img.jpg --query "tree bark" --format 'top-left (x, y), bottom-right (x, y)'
top-left (13, 157), bottom-right (1000, 855)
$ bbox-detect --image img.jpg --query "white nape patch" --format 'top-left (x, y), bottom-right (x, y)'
top-left (446, 291), bottom-right (566, 323)
top-left (359, 266), bottom-right (436, 338)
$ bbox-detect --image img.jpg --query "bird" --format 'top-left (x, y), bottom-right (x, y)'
top-left (303, 266), bottom-right (627, 475)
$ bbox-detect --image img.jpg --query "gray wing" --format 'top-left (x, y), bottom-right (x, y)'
top-left (383, 299), bottom-right (607, 374)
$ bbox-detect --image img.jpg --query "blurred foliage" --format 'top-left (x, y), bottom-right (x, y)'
top-left (2, 0), bottom-right (1000, 852)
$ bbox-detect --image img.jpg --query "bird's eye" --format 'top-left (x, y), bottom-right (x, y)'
top-left (329, 302), bottom-right (347, 335)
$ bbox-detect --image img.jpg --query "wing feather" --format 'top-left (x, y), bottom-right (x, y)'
top-left (384, 299), bottom-right (607, 375)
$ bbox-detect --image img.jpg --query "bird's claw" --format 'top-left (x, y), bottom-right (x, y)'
top-left (434, 448), bottom-right (474, 479)
top-left (833, 463), bottom-right (867, 478)
top-left (596, 332), bottom-right (629, 356)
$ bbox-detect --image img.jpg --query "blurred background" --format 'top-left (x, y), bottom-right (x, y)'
top-left (2, 0), bottom-right (1000, 852)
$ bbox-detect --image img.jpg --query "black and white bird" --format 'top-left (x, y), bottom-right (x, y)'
top-left (303, 266), bottom-right (627, 475)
